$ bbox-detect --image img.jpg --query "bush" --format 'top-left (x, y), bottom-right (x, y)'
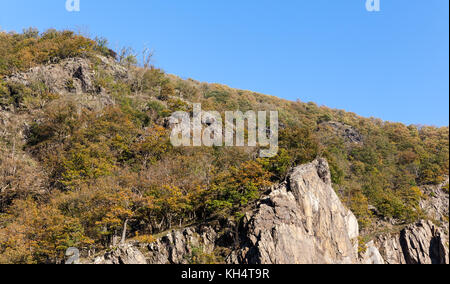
top-left (208, 160), bottom-right (272, 217)
top-left (0, 29), bottom-right (99, 77)
top-left (0, 82), bottom-right (10, 106)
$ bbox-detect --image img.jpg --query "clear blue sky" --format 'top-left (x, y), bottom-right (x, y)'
top-left (0, 0), bottom-right (448, 126)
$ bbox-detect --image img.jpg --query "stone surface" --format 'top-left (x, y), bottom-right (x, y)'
top-left (420, 178), bottom-right (449, 234)
top-left (93, 243), bottom-right (147, 264)
top-left (400, 220), bottom-right (448, 264)
top-left (373, 178), bottom-right (449, 265)
top-left (7, 56), bottom-right (127, 95)
top-left (228, 159), bottom-right (359, 264)
top-left (146, 226), bottom-right (217, 264)
top-left (376, 234), bottom-right (406, 264)
top-left (321, 121), bottom-right (363, 144)
top-left (361, 241), bottom-right (385, 264)
top-left (376, 220), bottom-right (449, 264)
top-left (5, 56), bottom-right (125, 112)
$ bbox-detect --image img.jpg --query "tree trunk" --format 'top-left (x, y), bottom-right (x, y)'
top-left (121, 219), bottom-right (129, 244)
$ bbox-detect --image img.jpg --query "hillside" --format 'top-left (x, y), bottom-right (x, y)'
top-left (0, 29), bottom-right (448, 264)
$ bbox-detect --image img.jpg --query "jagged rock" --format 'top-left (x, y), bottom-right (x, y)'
top-left (146, 226), bottom-right (218, 264)
top-left (228, 159), bottom-right (359, 264)
top-left (321, 121), bottom-right (363, 144)
top-left (93, 243), bottom-right (147, 264)
top-left (420, 178), bottom-right (449, 228)
top-left (376, 220), bottom-right (449, 264)
top-left (6, 55), bottom-right (126, 95)
top-left (7, 57), bottom-right (96, 94)
top-left (4, 56), bottom-right (127, 112)
top-left (376, 234), bottom-right (406, 264)
top-left (361, 241), bottom-right (385, 264)
top-left (373, 179), bottom-right (449, 265)
top-left (401, 220), bottom-right (448, 264)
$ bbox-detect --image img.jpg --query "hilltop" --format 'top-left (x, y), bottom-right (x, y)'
top-left (0, 29), bottom-right (448, 264)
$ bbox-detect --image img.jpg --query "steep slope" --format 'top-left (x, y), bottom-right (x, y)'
top-left (0, 30), bottom-right (448, 264)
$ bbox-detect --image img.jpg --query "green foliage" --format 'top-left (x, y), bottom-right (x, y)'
top-left (0, 29), bottom-right (448, 263)
top-left (186, 245), bottom-right (224, 264)
top-left (118, 47), bottom-right (137, 66)
top-left (442, 183), bottom-right (449, 194)
top-left (207, 160), bottom-right (273, 217)
top-left (147, 100), bottom-right (169, 118)
top-left (279, 126), bottom-right (321, 166)
top-left (0, 82), bottom-right (10, 106)
top-left (0, 29), bottom-right (101, 78)
top-left (205, 90), bottom-right (230, 105)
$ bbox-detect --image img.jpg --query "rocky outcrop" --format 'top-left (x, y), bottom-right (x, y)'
top-left (227, 159), bottom-right (359, 264)
top-left (420, 178), bottom-right (449, 233)
top-left (92, 159), bottom-right (361, 264)
top-left (376, 234), bottom-right (406, 264)
top-left (361, 241), bottom-right (385, 264)
top-left (370, 178), bottom-right (449, 265)
top-left (7, 56), bottom-right (127, 95)
top-left (4, 56), bottom-right (127, 112)
top-left (321, 121), bottom-right (363, 144)
top-left (146, 226), bottom-right (218, 264)
top-left (93, 243), bottom-right (147, 264)
top-left (376, 220), bottom-right (449, 264)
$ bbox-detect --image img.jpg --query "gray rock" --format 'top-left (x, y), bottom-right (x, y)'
top-left (147, 226), bottom-right (217, 264)
top-left (321, 121), bottom-right (363, 144)
top-left (376, 234), bottom-right (406, 264)
top-left (93, 243), bottom-right (147, 264)
top-left (6, 55), bottom-right (126, 96)
top-left (420, 178), bottom-right (449, 230)
top-left (376, 220), bottom-right (449, 264)
top-left (228, 159), bottom-right (359, 264)
top-left (400, 220), bottom-right (448, 264)
top-left (361, 241), bottom-right (385, 264)
top-left (89, 159), bottom-right (450, 265)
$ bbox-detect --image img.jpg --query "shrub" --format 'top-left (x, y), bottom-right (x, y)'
top-left (0, 29), bottom-right (99, 77)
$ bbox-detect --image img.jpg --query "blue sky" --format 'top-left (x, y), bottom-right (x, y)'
top-left (0, 0), bottom-right (448, 126)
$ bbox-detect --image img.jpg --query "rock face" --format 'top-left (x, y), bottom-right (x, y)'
top-left (93, 243), bottom-right (147, 264)
top-left (361, 241), bottom-right (385, 264)
top-left (321, 121), bottom-right (363, 144)
top-left (376, 234), bottom-right (406, 264)
top-left (4, 56), bottom-right (126, 112)
top-left (228, 159), bottom-right (359, 264)
top-left (420, 178), bottom-right (449, 233)
top-left (400, 220), bottom-right (448, 264)
top-left (7, 56), bottom-right (127, 95)
top-left (146, 226), bottom-right (218, 264)
top-left (376, 220), bottom-right (449, 265)
top-left (92, 159), bottom-right (361, 264)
